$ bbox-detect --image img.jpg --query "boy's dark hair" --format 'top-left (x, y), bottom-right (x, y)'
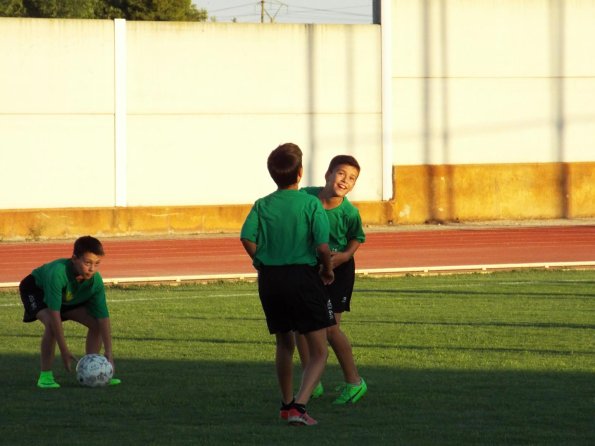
top-left (327, 155), bottom-right (360, 174)
top-left (267, 143), bottom-right (303, 187)
top-left (73, 236), bottom-right (104, 257)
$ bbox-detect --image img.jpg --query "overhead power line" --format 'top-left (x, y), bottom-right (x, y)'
top-left (197, 1), bottom-right (372, 24)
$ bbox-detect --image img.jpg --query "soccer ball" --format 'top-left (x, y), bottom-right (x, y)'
top-left (76, 354), bottom-right (113, 387)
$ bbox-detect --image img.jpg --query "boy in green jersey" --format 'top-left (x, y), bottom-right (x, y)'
top-left (298, 155), bottom-right (367, 404)
top-left (19, 236), bottom-right (120, 388)
top-left (240, 143), bottom-right (335, 426)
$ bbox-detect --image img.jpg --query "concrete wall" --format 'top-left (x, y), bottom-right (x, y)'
top-left (389, 0), bottom-right (595, 223)
top-left (1, 0), bottom-right (594, 240)
top-left (0, 19), bottom-right (116, 209)
top-left (0, 18), bottom-right (382, 212)
top-left (124, 21), bottom-right (382, 206)
top-left (391, 0), bottom-right (595, 165)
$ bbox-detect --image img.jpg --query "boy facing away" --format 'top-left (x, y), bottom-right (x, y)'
top-left (240, 142), bottom-right (335, 426)
top-left (19, 236), bottom-right (120, 388)
top-left (298, 155), bottom-right (367, 404)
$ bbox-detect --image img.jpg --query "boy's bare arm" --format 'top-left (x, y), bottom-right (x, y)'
top-left (331, 240), bottom-right (361, 269)
top-left (241, 238), bottom-right (257, 259)
top-left (98, 317), bottom-right (114, 369)
top-left (48, 310), bottom-right (76, 372)
top-left (317, 243), bottom-right (334, 285)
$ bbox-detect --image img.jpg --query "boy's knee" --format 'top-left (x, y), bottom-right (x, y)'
top-left (309, 344), bottom-right (329, 362)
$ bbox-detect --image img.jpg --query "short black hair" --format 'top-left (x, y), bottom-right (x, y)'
top-left (267, 143), bottom-right (303, 187)
top-left (73, 236), bottom-right (104, 257)
top-left (327, 155), bottom-right (360, 174)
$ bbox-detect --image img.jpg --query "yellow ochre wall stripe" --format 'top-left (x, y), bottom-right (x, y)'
top-left (1, 162), bottom-right (593, 241)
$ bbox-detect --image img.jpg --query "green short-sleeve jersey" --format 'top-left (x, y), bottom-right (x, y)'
top-left (301, 187), bottom-right (366, 252)
top-left (31, 258), bottom-right (109, 318)
top-left (240, 189), bottom-right (330, 267)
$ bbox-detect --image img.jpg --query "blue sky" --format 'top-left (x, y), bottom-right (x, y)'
top-left (193, 1), bottom-right (374, 24)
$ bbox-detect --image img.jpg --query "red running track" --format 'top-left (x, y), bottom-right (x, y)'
top-left (1, 225), bottom-right (594, 285)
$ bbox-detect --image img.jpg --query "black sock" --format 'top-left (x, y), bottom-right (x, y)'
top-left (292, 403), bottom-right (306, 414)
top-left (280, 398), bottom-right (295, 410)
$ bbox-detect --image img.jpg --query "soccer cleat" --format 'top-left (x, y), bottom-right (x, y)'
top-left (279, 403), bottom-right (291, 421)
top-left (37, 372), bottom-right (60, 389)
top-left (108, 378), bottom-right (121, 386)
top-left (279, 400), bottom-right (293, 420)
top-left (287, 408), bottom-right (318, 426)
top-left (311, 382), bottom-right (324, 399)
top-left (333, 377), bottom-right (367, 404)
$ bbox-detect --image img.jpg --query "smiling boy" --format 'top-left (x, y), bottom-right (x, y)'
top-left (298, 155), bottom-right (367, 404)
top-left (19, 235), bottom-right (120, 388)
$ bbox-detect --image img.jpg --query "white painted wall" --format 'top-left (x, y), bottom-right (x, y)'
top-left (391, 0), bottom-right (595, 166)
top-left (124, 22), bottom-right (381, 206)
top-left (0, 19), bottom-right (381, 208)
top-left (1, 0), bottom-right (594, 210)
top-left (0, 19), bottom-right (116, 208)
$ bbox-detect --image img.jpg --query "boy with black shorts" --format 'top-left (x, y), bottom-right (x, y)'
top-left (298, 155), bottom-right (367, 404)
top-left (19, 236), bottom-right (120, 388)
top-left (240, 143), bottom-right (335, 426)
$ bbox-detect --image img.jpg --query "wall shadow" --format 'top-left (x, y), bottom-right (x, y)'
top-left (306, 23), bottom-right (357, 182)
top-left (307, 24), bottom-right (317, 182)
top-left (550, 0), bottom-right (570, 217)
top-left (421, 0), bottom-right (455, 224)
top-left (419, 0), bottom-right (573, 222)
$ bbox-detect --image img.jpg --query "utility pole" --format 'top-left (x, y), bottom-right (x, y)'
top-left (259, 0), bottom-right (287, 23)
top-left (373, 0), bottom-right (381, 24)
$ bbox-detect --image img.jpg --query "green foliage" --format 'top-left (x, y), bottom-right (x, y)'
top-left (23, 0), bottom-right (98, 18)
top-left (123, 0), bottom-right (206, 21)
top-left (0, 0), bottom-right (207, 21)
top-left (1, 270), bottom-right (593, 445)
top-left (0, 0), bottom-right (26, 16)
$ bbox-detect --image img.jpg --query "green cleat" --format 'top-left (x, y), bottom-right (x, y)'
top-left (37, 371), bottom-right (60, 389)
top-left (311, 382), bottom-right (324, 399)
top-left (333, 378), bottom-right (367, 404)
top-left (108, 378), bottom-right (121, 386)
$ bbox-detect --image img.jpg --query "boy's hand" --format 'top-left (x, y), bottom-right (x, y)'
top-left (104, 352), bottom-right (115, 373)
top-left (62, 350), bottom-right (77, 372)
top-left (320, 268), bottom-right (334, 285)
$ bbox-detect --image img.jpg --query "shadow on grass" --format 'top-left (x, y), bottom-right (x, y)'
top-left (6, 333), bottom-right (591, 356)
top-left (1, 354), bottom-right (593, 446)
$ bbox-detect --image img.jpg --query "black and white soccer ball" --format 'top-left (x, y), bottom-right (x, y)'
top-left (76, 354), bottom-right (113, 387)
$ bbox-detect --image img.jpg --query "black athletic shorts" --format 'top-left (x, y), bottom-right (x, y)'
top-left (19, 274), bottom-right (85, 323)
top-left (257, 264), bottom-right (336, 335)
top-left (327, 257), bottom-right (356, 313)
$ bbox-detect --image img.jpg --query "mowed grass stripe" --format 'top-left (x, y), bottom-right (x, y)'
top-left (0, 269), bottom-right (593, 446)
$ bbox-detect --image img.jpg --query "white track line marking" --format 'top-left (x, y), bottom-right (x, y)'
top-left (0, 292), bottom-right (255, 307)
top-left (1, 261), bottom-right (593, 288)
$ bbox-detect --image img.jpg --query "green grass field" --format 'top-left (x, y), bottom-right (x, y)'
top-left (1, 270), bottom-right (593, 445)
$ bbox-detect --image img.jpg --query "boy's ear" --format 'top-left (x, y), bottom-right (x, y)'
top-left (297, 166), bottom-right (304, 182)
